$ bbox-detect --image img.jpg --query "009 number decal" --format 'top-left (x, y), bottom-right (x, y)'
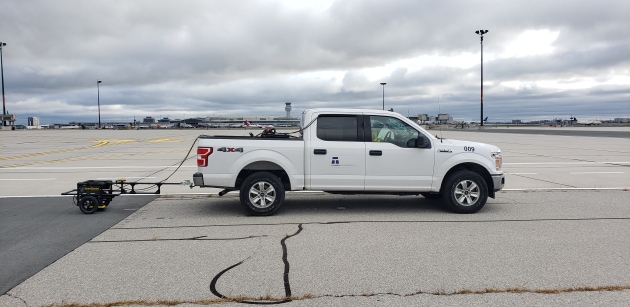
top-left (464, 146), bottom-right (475, 152)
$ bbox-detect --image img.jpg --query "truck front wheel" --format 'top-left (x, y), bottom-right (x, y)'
top-left (240, 172), bottom-right (285, 216)
top-left (442, 170), bottom-right (488, 213)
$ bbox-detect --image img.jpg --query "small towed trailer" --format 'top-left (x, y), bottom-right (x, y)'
top-left (61, 179), bottom-right (190, 214)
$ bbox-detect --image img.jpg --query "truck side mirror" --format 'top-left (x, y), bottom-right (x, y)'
top-left (415, 135), bottom-right (431, 148)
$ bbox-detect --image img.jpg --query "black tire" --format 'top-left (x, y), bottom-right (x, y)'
top-left (239, 172), bottom-right (285, 216)
top-left (420, 192), bottom-right (441, 200)
top-left (79, 196), bottom-right (99, 214)
top-left (98, 199), bottom-right (110, 211)
top-left (99, 191), bottom-right (112, 210)
top-left (442, 170), bottom-right (488, 213)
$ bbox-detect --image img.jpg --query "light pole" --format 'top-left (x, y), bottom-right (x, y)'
top-left (97, 80), bottom-right (102, 129)
top-left (475, 29), bottom-right (488, 126)
top-left (380, 82), bottom-right (386, 110)
top-left (1, 42), bottom-right (6, 126)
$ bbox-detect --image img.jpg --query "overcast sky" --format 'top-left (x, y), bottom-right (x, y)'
top-left (1, 0), bottom-right (629, 125)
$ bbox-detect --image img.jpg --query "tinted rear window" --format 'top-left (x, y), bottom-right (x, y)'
top-left (316, 115), bottom-right (358, 141)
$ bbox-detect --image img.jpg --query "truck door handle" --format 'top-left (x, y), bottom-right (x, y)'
top-left (314, 149), bottom-right (327, 155)
top-left (369, 150), bottom-right (382, 156)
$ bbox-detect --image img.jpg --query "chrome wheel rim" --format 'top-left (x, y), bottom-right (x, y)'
top-left (454, 180), bottom-right (480, 206)
top-left (248, 181), bottom-right (276, 209)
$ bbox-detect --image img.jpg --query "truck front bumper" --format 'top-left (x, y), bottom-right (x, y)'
top-left (492, 173), bottom-right (505, 191)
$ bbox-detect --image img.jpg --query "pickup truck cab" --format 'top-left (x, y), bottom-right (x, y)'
top-left (193, 108), bottom-right (504, 215)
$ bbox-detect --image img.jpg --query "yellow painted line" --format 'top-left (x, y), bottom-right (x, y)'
top-left (0, 137), bottom-right (192, 165)
top-left (0, 139), bottom-right (152, 161)
top-left (89, 140), bottom-right (110, 148)
top-left (1, 149), bottom-right (187, 168)
top-left (129, 133), bottom-right (195, 143)
top-left (94, 139), bottom-right (137, 144)
top-left (147, 138), bottom-right (185, 143)
top-left (0, 140), bottom-right (111, 161)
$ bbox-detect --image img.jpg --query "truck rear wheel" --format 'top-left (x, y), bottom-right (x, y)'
top-left (240, 172), bottom-right (285, 216)
top-left (442, 170), bottom-right (488, 213)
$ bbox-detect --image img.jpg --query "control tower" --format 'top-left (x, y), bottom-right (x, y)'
top-left (285, 102), bottom-right (292, 118)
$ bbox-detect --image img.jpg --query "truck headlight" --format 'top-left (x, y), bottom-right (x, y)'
top-left (492, 152), bottom-right (502, 171)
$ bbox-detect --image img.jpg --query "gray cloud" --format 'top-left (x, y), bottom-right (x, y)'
top-left (1, 0), bottom-right (629, 125)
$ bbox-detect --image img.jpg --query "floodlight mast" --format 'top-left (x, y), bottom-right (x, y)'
top-left (1, 42), bottom-right (6, 126)
top-left (97, 80), bottom-right (102, 129)
top-left (475, 30), bottom-right (488, 126)
top-left (380, 82), bottom-right (386, 110)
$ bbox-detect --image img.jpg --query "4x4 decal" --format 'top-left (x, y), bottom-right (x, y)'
top-left (217, 147), bottom-right (244, 152)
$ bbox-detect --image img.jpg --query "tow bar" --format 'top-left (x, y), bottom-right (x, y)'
top-left (61, 179), bottom-right (192, 214)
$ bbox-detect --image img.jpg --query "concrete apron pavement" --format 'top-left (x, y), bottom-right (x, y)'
top-left (1, 127), bottom-right (629, 306)
top-left (2, 190), bottom-right (629, 306)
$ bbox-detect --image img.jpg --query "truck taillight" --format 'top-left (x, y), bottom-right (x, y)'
top-left (197, 147), bottom-right (213, 167)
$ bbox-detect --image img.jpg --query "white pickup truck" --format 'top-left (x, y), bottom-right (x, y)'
top-left (193, 109), bottom-right (504, 215)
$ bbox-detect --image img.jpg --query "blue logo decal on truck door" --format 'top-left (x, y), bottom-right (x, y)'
top-left (331, 156), bottom-right (340, 166)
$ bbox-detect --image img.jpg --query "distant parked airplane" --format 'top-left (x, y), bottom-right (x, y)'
top-left (60, 125), bottom-right (80, 129)
top-left (241, 120), bottom-right (274, 128)
top-left (571, 116), bottom-right (602, 126)
top-left (577, 120), bottom-right (602, 126)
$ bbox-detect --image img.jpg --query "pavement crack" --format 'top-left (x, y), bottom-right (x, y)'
top-left (39, 284), bottom-right (630, 306)
top-left (280, 223), bottom-right (303, 299)
top-left (5, 293), bottom-right (29, 307)
top-left (112, 223), bottom-right (304, 230)
top-left (89, 235), bottom-right (267, 243)
top-left (509, 173), bottom-right (578, 188)
top-left (312, 284), bottom-right (630, 298)
top-left (209, 257), bottom-right (248, 299)
top-left (209, 256), bottom-right (291, 305)
top-left (111, 216), bottom-right (630, 231)
top-left (208, 224), bottom-right (304, 305)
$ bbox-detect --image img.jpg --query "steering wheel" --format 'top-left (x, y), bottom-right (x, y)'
top-left (383, 131), bottom-right (393, 142)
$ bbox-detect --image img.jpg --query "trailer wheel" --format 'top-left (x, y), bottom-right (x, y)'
top-left (79, 196), bottom-right (99, 214)
top-left (442, 170), bottom-right (488, 213)
top-left (98, 196), bottom-right (111, 210)
top-left (240, 172), bottom-right (285, 216)
top-left (98, 200), bottom-right (110, 211)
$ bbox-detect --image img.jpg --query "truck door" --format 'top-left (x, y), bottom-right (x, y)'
top-left (365, 115), bottom-right (434, 191)
top-left (307, 114), bottom-right (366, 191)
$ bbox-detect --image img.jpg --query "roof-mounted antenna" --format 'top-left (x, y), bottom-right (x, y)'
top-left (438, 94), bottom-right (443, 143)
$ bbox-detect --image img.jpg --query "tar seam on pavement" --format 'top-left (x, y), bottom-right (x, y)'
top-left (209, 224), bottom-right (304, 304)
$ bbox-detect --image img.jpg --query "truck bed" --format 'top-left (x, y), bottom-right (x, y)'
top-left (198, 134), bottom-right (303, 140)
